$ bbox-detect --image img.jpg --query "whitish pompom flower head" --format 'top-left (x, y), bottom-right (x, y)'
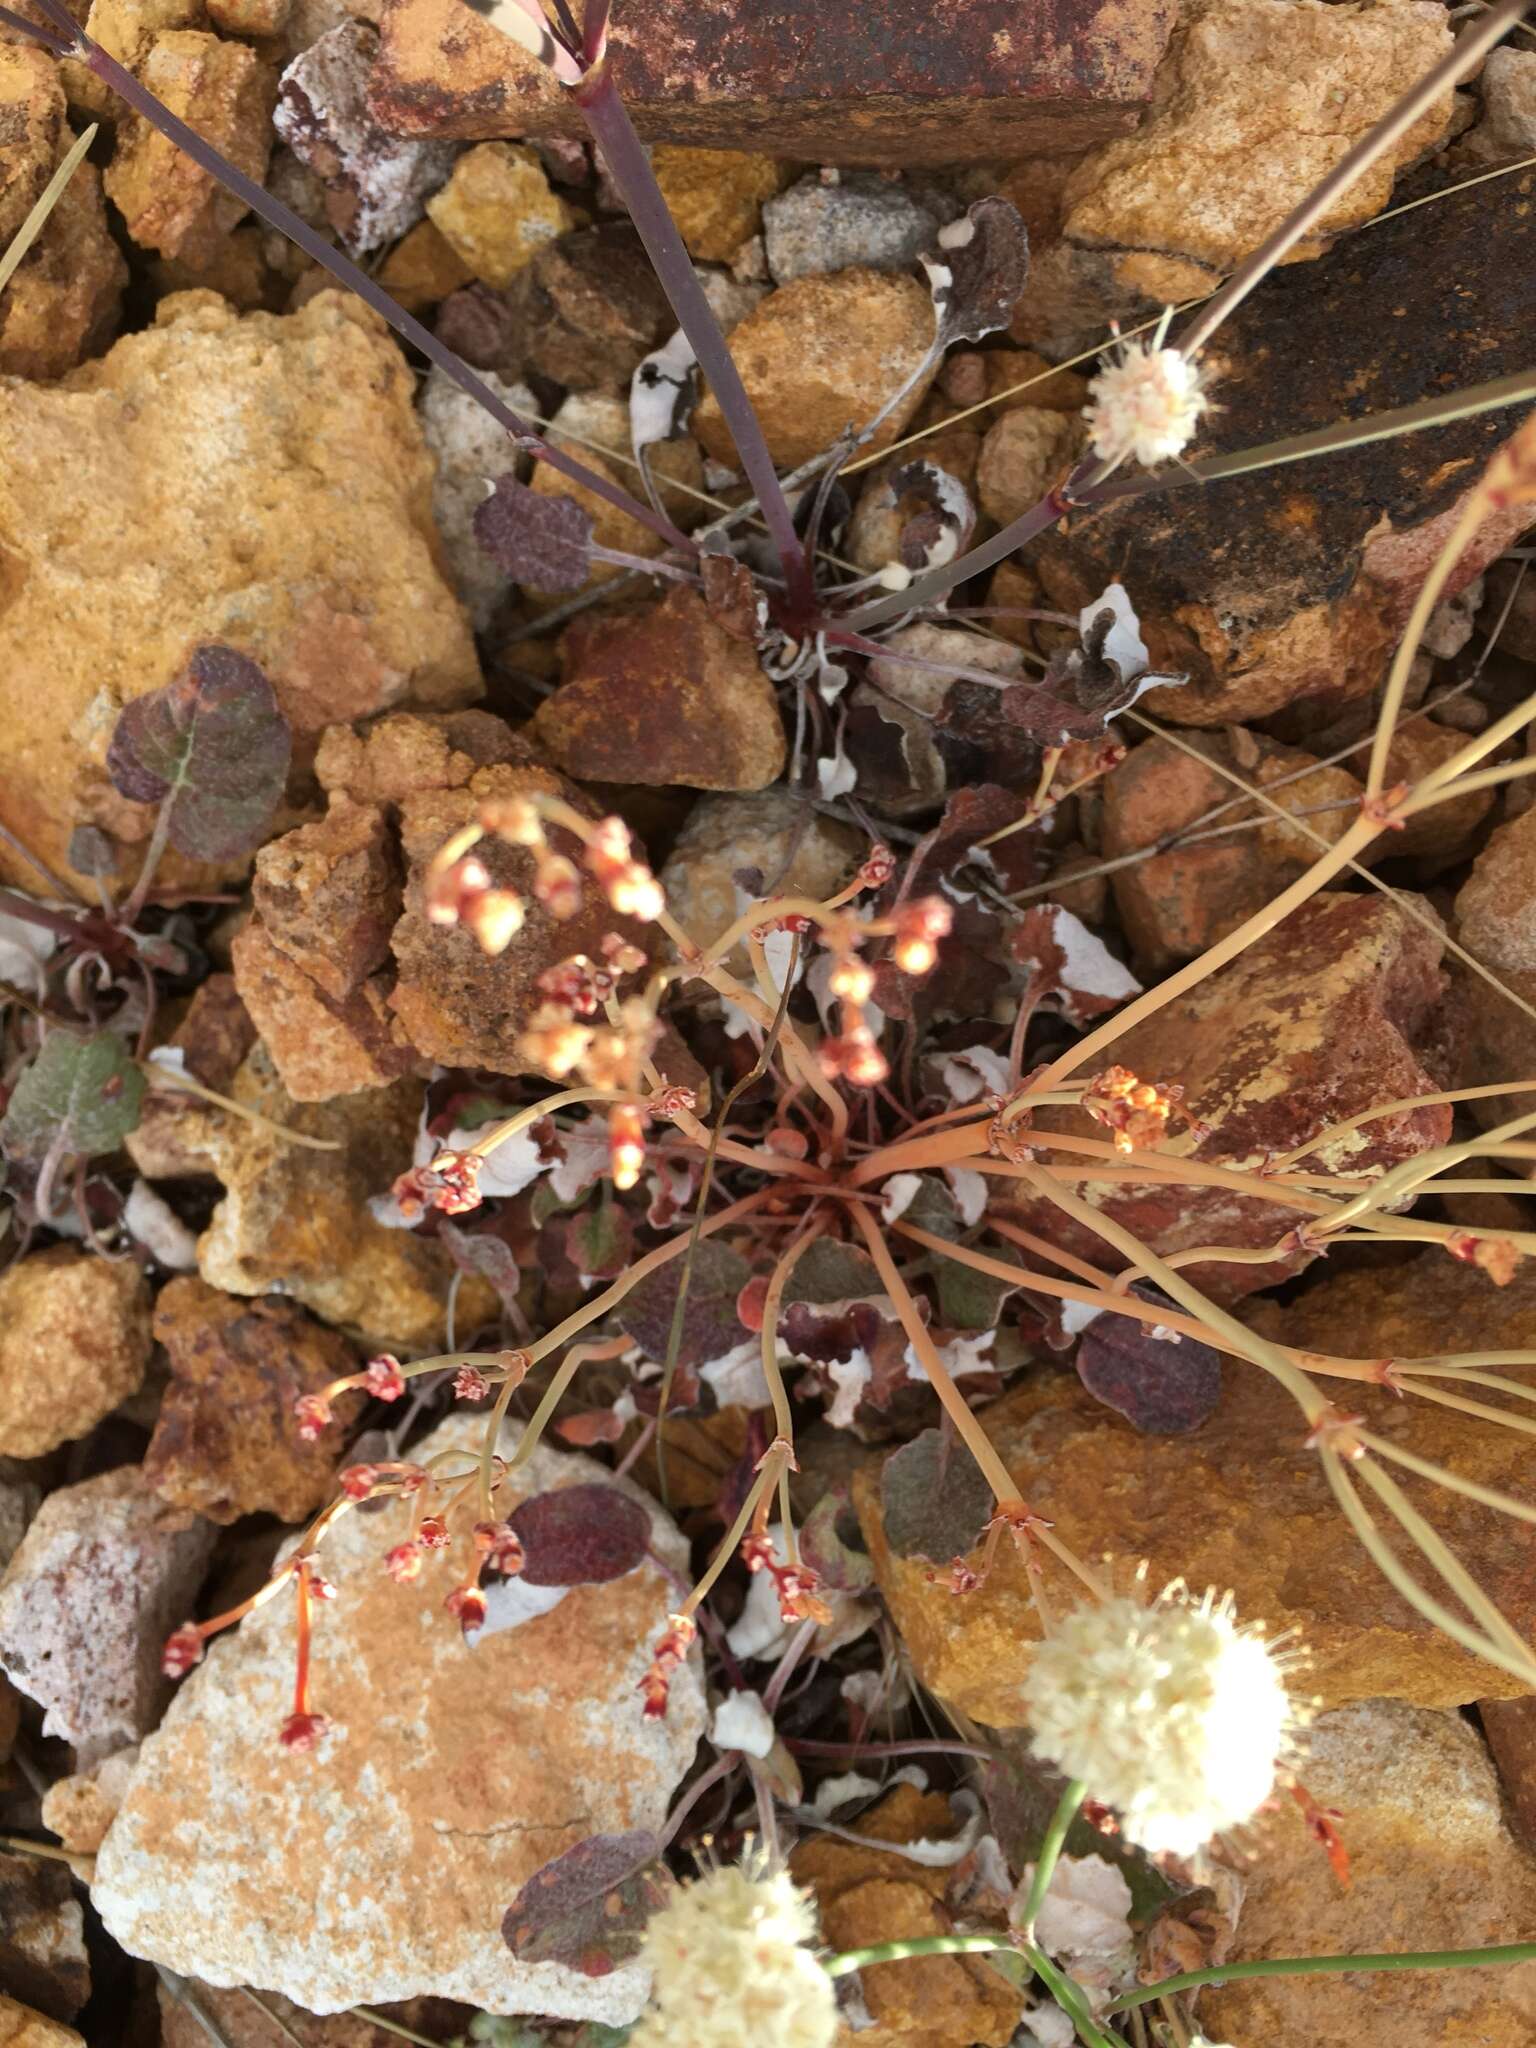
top-left (629, 1860), bottom-right (838, 2048)
top-left (1084, 314), bottom-right (1209, 474)
top-left (1021, 1580), bottom-right (1295, 1859)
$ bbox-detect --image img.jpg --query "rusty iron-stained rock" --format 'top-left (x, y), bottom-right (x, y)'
top-left (1035, 174), bottom-right (1536, 729)
top-left (999, 891), bottom-right (1450, 1300)
top-left (370, 0), bottom-right (1177, 163)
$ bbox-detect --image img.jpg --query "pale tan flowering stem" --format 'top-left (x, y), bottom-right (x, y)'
top-left (1270, 1081), bottom-right (1536, 1168)
top-left (848, 1197), bottom-right (1107, 1597)
top-left (1352, 1454), bottom-right (1536, 1673)
top-left (1320, 1449), bottom-right (1536, 1686)
top-left (499, 1333), bottom-right (630, 1481)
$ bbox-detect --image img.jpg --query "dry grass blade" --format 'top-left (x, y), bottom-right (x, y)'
top-left (0, 121), bottom-right (96, 296)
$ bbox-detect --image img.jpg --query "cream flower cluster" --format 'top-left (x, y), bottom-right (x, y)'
top-left (629, 1863), bottom-right (838, 2048)
top-left (1084, 336), bottom-right (1209, 472)
top-left (1022, 1582), bottom-right (1292, 1858)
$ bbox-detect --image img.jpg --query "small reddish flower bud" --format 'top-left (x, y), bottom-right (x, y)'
top-left (649, 1084), bottom-right (697, 1121)
top-left (293, 1393), bottom-right (332, 1441)
top-left (534, 850), bottom-right (583, 919)
top-left (308, 1569), bottom-right (337, 1602)
top-left (858, 844), bottom-right (896, 890)
top-left (426, 855), bottom-right (492, 929)
top-left (607, 862), bottom-right (664, 922)
top-left (609, 1102), bottom-right (647, 1191)
top-left (279, 1711), bottom-right (328, 1752)
top-left (473, 1520), bottom-right (525, 1572)
top-left (741, 1531), bottom-right (776, 1574)
top-left (601, 933), bottom-right (648, 975)
top-left (454, 1366), bottom-right (490, 1402)
top-left (638, 1612), bottom-right (697, 1720)
top-left (820, 1027), bottom-right (888, 1087)
top-left (423, 1149), bottom-right (485, 1216)
top-left (338, 1462), bottom-right (379, 1502)
top-left (385, 1542), bottom-right (423, 1583)
top-left (480, 795), bottom-right (543, 846)
top-left (364, 1354), bottom-right (406, 1402)
top-left (418, 1515), bottom-right (451, 1549)
top-left (162, 1622), bottom-right (204, 1678)
top-left (445, 1583), bottom-right (489, 1633)
top-left (891, 896), bottom-right (953, 975)
top-left (828, 953), bottom-right (876, 1003)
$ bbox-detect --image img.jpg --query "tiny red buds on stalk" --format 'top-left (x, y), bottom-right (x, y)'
top-left (1081, 1064), bottom-right (1200, 1154)
top-left (650, 1084), bottom-right (697, 1121)
top-left (445, 1582), bottom-right (489, 1633)
top-left (421, 1149), bottom-right (484, 1215)
top-left (534, 850), bottom-right (583, 919)
top-left (162, 1622), bottom-right (205, 1677)
top-left (891, 896), bottom-right (952, 976)
top-left (338, 1463), bottom-right (379, 1501)
top-left (293, 1393), bottom-right (333, 1441)
top-left (474, 1520), bottom-right (525, 1572)
top-left (418, 1515), bottom-right (451, 1548)
top-left (828, 955), bottom-right (875, 1004)
top-left (640, 1611), bottom-right (697, 1719)
top-left (820, 1025), bottom-right (888, 1087)
top-left (1446, 1231), bottom-right (1521, 1285)
top-left (385, 1541), bottom-right (424, 1583)
top-left (454, 1366), bottom-right (490, 1401)
top-left (364, 1353), bottom-right (407, 1401)
top-left (857, 844), bottom-right (897, 890)
top-left (280, 1712), bottom-right (328, 1753)
top-left (609, 1102), bottom-right (648, 1190)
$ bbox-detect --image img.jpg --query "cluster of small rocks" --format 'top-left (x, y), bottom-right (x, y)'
top-left (1, 3), bottom-right (1536, 2046)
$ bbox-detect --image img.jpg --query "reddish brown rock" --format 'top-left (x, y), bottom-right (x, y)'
top-left (104, 32), bottom-right (276, 264)
top-left (791, 1783), bottom-right (1018, 2047)
top-left (313, 708), bottom-right (524, 807)
top-left (390, 753), bottom-right (644, 1073)
top-left (374, 218), bottom-right (472, 312)
top-left (859, 1256), bottom-right (1536, 1722)
top-left (0, 1248), bottom-right (152, 1459)
top-left (0, 1466), bottom-right (214, 1757)
top-left (1443, 803), bottom-right (1536, 1147)
top-left (128, 975), bottom-right (258, 1181)
top-left (1101, 731), bottom-right (1363, 969)
top-left (0, 156), bottom-right (124, 382)
top-left (692, 268), bottom-right (938, 472)
top-left (252, 797), bottom-right (401, 1001)
top-left (147, 1278), bottom-right (362, 1524)
top-left (1034, 175), bottom-right (1536, 729)
top-left (227, 932), bottom-right (407, 1102)
top-left (1002, 892), bottom-right (1450, 1299)
top-left (436, 224), bottom-right (674, 395)
top-left (0, 1851), bottom-right (88, 2025)
top-left (274, 22), bottom-right (456, 257)
top-left (534, 587), bottom-right (786, 793)
top-left (370, 0), bottom-right (1175, 162)
top-left (1456, 801), bottom-right (1536, 976)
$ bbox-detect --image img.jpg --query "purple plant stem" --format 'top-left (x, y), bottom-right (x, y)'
top-left (574, 71), bottom-right (818, 620)
top-left (14, 0), bottom-right (691, 555)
